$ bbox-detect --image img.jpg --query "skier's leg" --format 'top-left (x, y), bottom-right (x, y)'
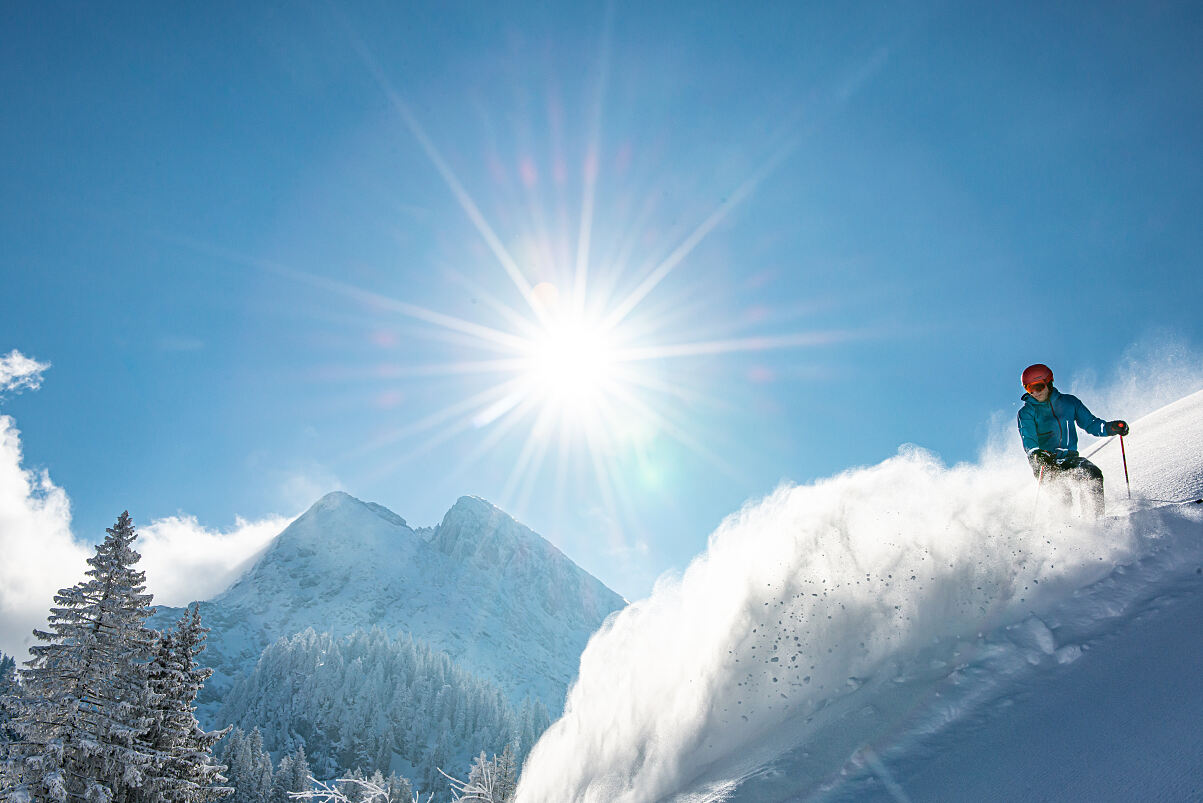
top-left (1054, 479), bottom-right (1074, 511)
top-left (1046, 467), bottom-right (1073, 511)
top-left (1077, 458), bottom-right (1105, 519)
top-left (1063, 457), bottom-right (1105, 519)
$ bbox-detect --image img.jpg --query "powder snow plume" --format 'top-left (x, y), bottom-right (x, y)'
top-left (514, 448), bottom-right (1151, 802)
top-left (515, 339), bottom-right (1203, 803)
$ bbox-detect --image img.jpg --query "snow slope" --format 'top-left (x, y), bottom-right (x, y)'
top-left (514, 389), bottom-right (1203, 802)
top-left (822, 570), bottom-right (1203, 802)
top-left (153, 493), bottom-right (625, 725)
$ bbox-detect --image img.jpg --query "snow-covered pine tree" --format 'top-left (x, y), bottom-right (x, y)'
top-left (513, 698), bottom-right (548, 765)
top-left (221, 727), bottom-right (272, 803)
top-left (444, 748), bottom-right (516, 803)
top-left (139, 605), bottom-right (231, 802)
top-left (379, 772), bottom-right (413, 802)
top-left (217, 729), bottom-right (245, 793)
top-left (1, 511), bottom-right (161, 802)
top-left (268, 745), bottom-right (310, 803)
top-left (490, 745), bottom-right (516, 803)
top-left (421, 731), bottom-right (451, 798)
top-left (0, 652), bottom-right (22, 757)
top-left (247, 729), bottom-right (273, 802)
top-left (337, 769), bottom-right (373, 803)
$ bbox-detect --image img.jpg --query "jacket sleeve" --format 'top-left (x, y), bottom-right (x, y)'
top-left (1017, 407), bottom-right (1041, 453)
top-left (1071, 396), bottom-right (1108, 437)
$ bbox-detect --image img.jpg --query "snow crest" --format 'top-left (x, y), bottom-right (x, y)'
top-left (515, 389), bottom-right (1203, 803)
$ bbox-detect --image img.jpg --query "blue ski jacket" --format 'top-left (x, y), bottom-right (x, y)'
top-left (1017, 386), bottom-right (1107, 458)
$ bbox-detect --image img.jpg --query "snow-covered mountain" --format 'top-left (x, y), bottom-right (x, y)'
top-left (514, 388), bottom-right (1203, 802)
top-left (155, 493), bottom-right (626, 725)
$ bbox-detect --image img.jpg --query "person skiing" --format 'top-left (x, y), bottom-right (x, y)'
top-left (1017, 363), bottom-right (1129, 518)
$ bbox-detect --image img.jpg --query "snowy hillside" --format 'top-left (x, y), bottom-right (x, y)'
top-left (154, 492), bottom-right (625, 725)
top-left (514, 389), bottom-right (1203, 802)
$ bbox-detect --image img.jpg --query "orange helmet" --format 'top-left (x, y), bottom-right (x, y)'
top-left (1021, 363), bottom-right (1053, 388)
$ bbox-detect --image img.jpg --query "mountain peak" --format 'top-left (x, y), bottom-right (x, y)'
top-left (452, 494), bottom-right (499, 514)
top-left (311, 490), bottom-right (356, 510)
top-left (303, 490), bottom-right (407, 528)
top-left (434, 494), bottom-right (531, 561)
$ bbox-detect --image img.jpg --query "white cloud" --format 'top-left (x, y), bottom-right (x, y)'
top-left (0, 414), bottom-right (89, 662)
top-left (138, 513), bottom-right (293, 607)
top-left (0, 350), bottom-right (50, 395)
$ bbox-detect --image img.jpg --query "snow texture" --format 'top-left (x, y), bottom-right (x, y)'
top-left (514, 388), bottom-right (1203, 802)
top-left (153, 494), bottom-right (626, 725)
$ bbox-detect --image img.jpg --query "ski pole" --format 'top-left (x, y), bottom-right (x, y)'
top-left (1120, 435), bottom-right (1131, 500)
top-left (1032, 465), bottom-right (1045, 527)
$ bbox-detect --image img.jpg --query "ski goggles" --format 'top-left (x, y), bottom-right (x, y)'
top-left (1025, 381), bottom-right (1048, 393)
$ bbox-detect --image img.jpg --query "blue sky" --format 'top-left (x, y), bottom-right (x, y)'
top-left (3, 0), bottom-right (1201, 602)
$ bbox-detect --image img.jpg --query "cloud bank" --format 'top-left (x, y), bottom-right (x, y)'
top-left (138, 513), bottom-right (293, 606)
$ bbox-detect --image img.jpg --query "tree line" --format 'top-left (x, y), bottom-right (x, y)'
top-left (218, 628), bottom-right (549, 794)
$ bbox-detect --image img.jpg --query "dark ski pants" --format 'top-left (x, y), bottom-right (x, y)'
top-left (1031, 455), bottom-right (1105, 518)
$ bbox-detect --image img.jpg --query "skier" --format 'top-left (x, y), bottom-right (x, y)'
top-left (1017, 363), bottom-right (1129, 518)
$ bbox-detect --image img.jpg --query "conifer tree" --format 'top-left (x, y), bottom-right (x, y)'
top-left (491, 744), bottom-right (517, 803)
top-left (1, 511), bottom-right (161, 802)
top-left (422, 731), bottom-right (451, 797)
top-left (217, 729), bottom-right (246, 794)
top-left (444, 746), bottom-right (517, 803)
top-left (139, 605), bottom-right (231, 802)
top-left (381, 772), bottom-right (412, 802)
top-left (269, 746), bottom-right (310, 802)
top-left (0, 652), bottom-right (22, 757)
top-left (222, 727), bottom-right (272, 803)
top-left (337, 769), bottom-right (371, 803)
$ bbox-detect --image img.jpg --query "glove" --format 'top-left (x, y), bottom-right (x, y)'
top-left (1029, 449), bottom-right (1056, 469)
top-left (1106, 420), bottom-right (1129, 436)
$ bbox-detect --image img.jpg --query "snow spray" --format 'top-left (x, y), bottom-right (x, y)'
top-left (513, 448), bottom-right (1139, 802)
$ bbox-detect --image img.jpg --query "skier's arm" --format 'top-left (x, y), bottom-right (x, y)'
top-left (1072, 397), bottom-right (1108, 438)
top-left (1017, 408), bottom-right (1041, 453)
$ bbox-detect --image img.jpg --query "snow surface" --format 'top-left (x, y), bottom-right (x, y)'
top-left (514, 389), bottom-right (1203, 802)
top-left (153, 493), bottom-right (625, 725)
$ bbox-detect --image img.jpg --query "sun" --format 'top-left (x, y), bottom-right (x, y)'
top-left (521, 283), bottom-right (618, 417)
